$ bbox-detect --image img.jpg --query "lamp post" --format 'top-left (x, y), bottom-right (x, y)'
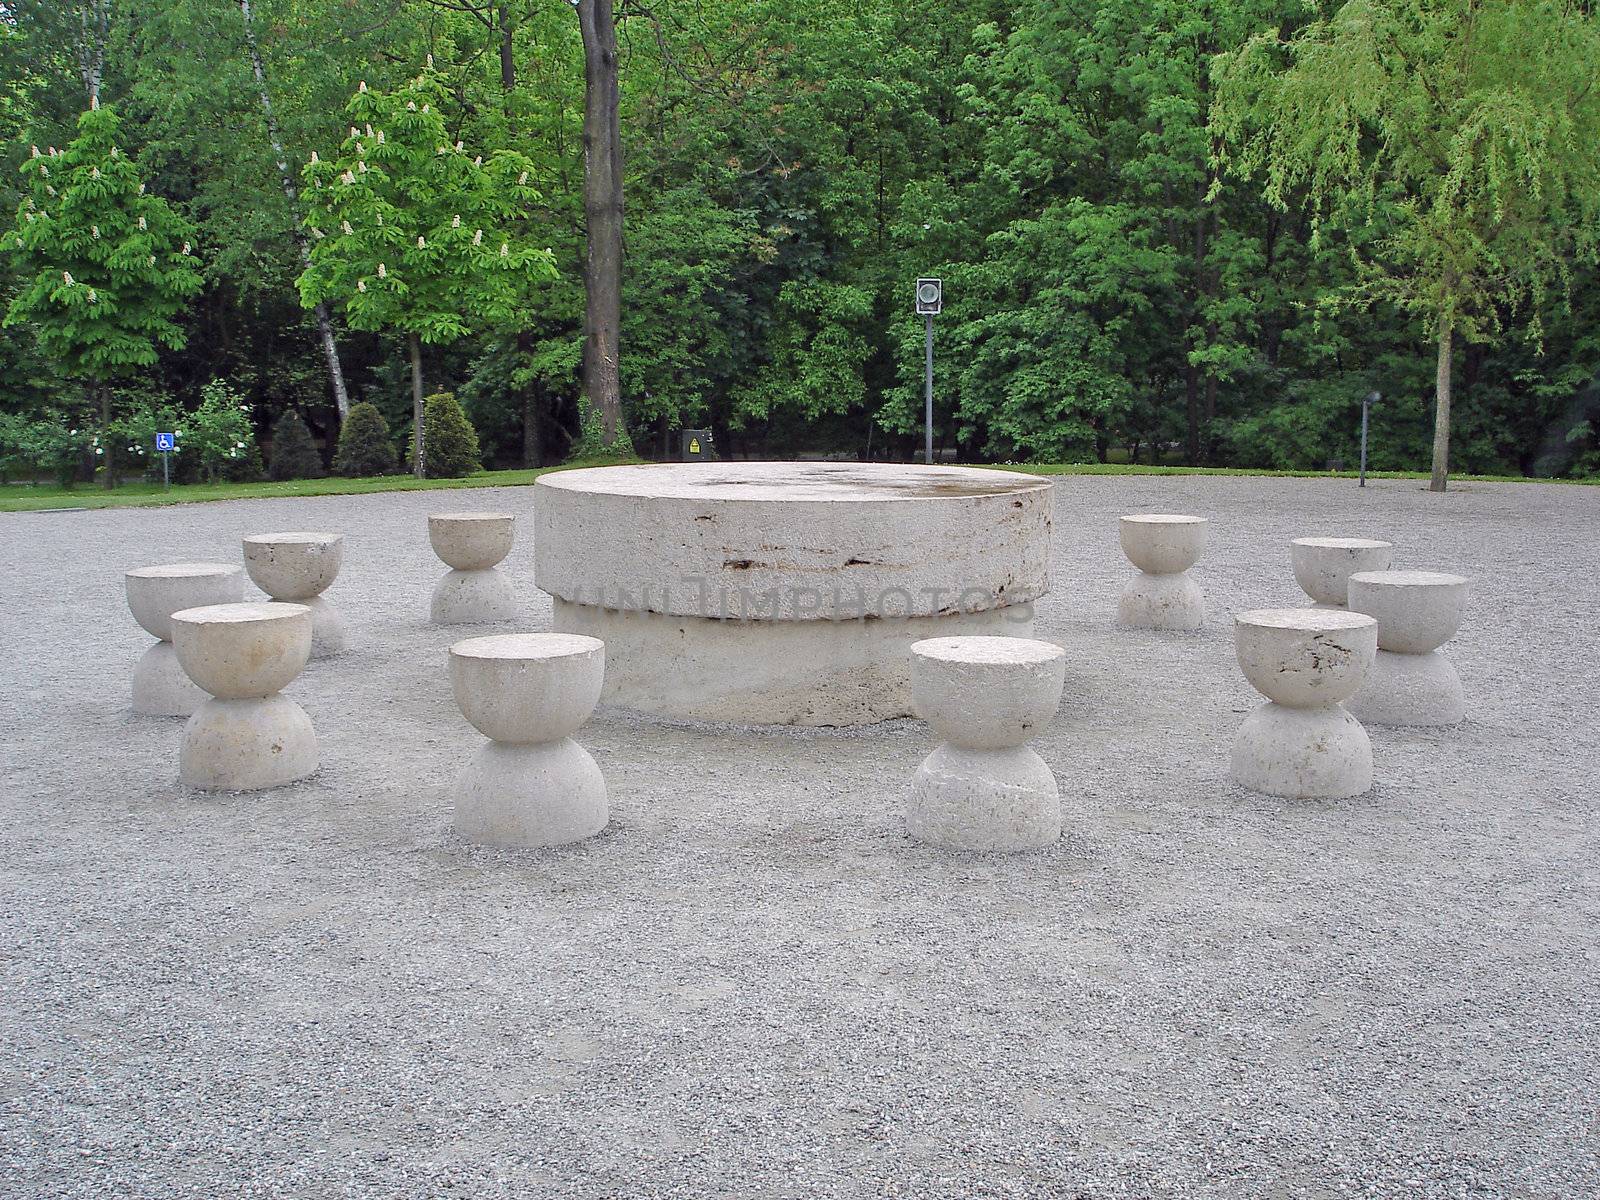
top-left (915, 278), bottom-right (942, 465)
top-left (1359, 391), bottom-right (1380, 487)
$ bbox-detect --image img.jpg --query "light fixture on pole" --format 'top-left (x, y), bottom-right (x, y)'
top-left (915, 278), bottom-right (942, 465)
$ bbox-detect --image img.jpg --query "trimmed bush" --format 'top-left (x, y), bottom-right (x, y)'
top-left (421, 392), bottom-right (481, 478)
top-left (333, 402), bottom-right (398, 477)
top-left (266, 410), bottom-right (324, 481)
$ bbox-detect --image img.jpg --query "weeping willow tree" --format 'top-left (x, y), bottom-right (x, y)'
top-left (1212, 0), bottom-right (1600, 490)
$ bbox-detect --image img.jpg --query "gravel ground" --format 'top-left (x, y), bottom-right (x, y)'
top-left (2, 474), bottom-right (1597, 1199)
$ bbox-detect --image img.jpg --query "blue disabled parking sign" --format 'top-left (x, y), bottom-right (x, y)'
top-left (155, 432), bottom-right (175, 452)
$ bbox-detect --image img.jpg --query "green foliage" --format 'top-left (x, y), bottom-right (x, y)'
top-left (1213, 0), bottom-right (1600, 344)
top-left (567, 394), bottom-right (636, 464)
top-left (0, 409), bottom-right (90, 483)
top-left (2, 102), bottom-right (202, 383)
top-left (266, 409), bottom-right (323, 480)
top-left (419, 392), bottom-right (480, 478)
top-left (333, 401), bottom-right (397, 477)
top-left (0, 0), bottom-right (1597, 480)
top-left (296, 69), bottom-right (557, 346)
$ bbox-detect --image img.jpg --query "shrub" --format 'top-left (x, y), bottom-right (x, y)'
top-left (565, 393), bottom-right (636, 464)
top-left (421, 392), bottom-right (481, 478)
top-left (0, 410), bottom-right (89, 485)
top-left (267, 410), bottom-right (324, 480)
top-left (333, 401), bottom-right (398, 477)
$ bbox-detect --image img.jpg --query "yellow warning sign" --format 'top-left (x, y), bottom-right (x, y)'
top-left (689, 438), bottom-right (700, 454)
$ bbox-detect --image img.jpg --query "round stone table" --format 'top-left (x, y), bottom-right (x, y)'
top-left (533, 462), bottom-right (1053, 725)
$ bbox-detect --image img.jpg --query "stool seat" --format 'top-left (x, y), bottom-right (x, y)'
top-left (1290, 538), bottom-right (1393, 607)
top-left (449, 633), bottom-right (608, 847)
top-left (906, 635), bottom-right (1066, 852)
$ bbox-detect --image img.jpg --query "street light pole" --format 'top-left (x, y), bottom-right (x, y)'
top-left (1360, 391), bottom-right (1380, 487)
top-left (924, 313), bottom-right (934, 466)
top-left (914, 277), bottom-right (942, 466)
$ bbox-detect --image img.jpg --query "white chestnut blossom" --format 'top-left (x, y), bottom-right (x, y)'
top-left (378, 263), bottom-right (387, 278)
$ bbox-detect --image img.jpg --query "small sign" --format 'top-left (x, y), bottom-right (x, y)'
top-left (915, 277), bottom-right (942, 315)
top-left (681, 429), bottom-right (712, 461)
top-left (155, 432), bottom-right (175, 452)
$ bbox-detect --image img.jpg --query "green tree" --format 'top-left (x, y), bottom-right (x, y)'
top-left (2, 100), bottom-right (201, 486)
top-left (1213, 0), bottom-right (1600, 490)
top-left (296, 66), bottom-right (556, 476)
top-left (266, 408), bottom-right (322, 479)
top-left (418, 391), bottom-right (480, 477)
top-left (332, 400), bottom-right (397, 476)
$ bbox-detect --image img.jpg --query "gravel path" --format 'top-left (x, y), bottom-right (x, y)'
top-left (2, 474), bottom-right (1596, 1199)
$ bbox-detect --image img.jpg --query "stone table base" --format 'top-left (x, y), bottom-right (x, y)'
top-left (553, 598), bottom-right (1034, 726)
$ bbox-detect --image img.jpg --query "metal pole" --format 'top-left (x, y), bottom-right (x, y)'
top-left (1359, 402), bottom-right (1368, 487)
top-left (162, 450), bottom-right (170, 491)
top-left (1359, 391), bottom-right (1379, 487)
top-left (924, 312), bottom-right (934, 465)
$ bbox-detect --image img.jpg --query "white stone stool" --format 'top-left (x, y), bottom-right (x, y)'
top-left (1118, 514), bottom-right (1206, 630)
top-left (1291, 537), bottom-right (1394, 607)
top-left (449, 633), bottom-right (607, 847)
top-left (1347, 570), bottom-right (1468, 726)
top-left (906, 636), bottom-right (1067, 852)
top-left (429, 512), bottom-right (520, 625)
top-left (243, 532), bottom-right (345, 657)
top-left (1231, 609), bottom-right (1376, 799)
top-left (125, 562), bottom-right (245, 716)
top-left (171, 602), bottom-right (318, 791)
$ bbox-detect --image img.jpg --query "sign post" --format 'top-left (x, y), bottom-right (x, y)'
top-left (915, 278), bottom-right (942, 465)
top-left (1359, 392), bottom-right (1379, 488)
top-left (155, 432), bottom-right (175, 490)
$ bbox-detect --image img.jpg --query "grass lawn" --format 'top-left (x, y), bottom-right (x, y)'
top-left (1, 460), bottom-right (1590, 512)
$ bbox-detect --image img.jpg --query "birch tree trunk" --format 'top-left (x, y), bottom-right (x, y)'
top-left (410, 333), bottom-right (427, 479)
top-left (239, 0), bottom-right (350, 421)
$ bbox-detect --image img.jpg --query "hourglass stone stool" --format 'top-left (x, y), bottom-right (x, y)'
top-left (1118, 514), bottom-right (1207, 630)
top-left (1230, 609), bottom-right (1377, 799)
top-left (125, 562), bottom-right (246, 716)
top-left (1291, 537), bottom-right (1394, 608)
top-left (906, 636), bottom-right (1067, 851)
top-left (243, 532), bottom-right (345, 657)
top-left (449, 633), bottom-right (608, 847)
top-left (171, 602), bottom-right (318, 791)
top-left (429, 512), bottom-right (520, 625)
top-left (1347, 570), bottom-right (1469, 726)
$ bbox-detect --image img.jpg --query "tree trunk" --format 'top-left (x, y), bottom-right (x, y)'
top-left (576, 0), bottom-right (626, 449)
top-left (77, 1), bottom-right (109, 106)
top-left (410, 333), bottom-right (426, 478)
top-left (1184, 366), bottom-right (1200, 465)
top-left (239, 0), bottom-right (350, 420)
top-left (523, 376), bottom-right (544, 468)
top-left (1430, 322), bottom-right (1453, 492)
top-left (96, 384), bottom-right (115, 489)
